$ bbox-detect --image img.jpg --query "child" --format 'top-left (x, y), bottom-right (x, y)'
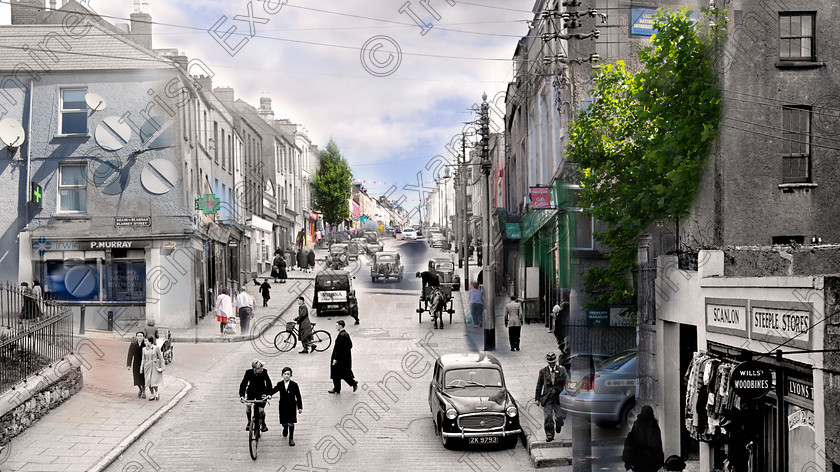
top-left (259, 279), bottom-right (271, 307)
top-left (272, 367), bottom-right (303, 446)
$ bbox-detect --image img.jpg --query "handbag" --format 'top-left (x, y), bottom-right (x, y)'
top-left (225, 317), bottom-right (237, 335)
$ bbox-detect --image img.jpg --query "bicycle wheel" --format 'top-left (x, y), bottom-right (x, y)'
top-left (274, 331), bottom-right (297, 352)
top-left (249, 416), bottom-right (259, 460)
top-left (310, 330), bottom-right (333, 352)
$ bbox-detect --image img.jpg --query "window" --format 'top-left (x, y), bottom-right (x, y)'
top-left (779, 13), bottom-right (815, 61)
top-left (569, 186), bottom-right (594, 250)
top-left (58, 164), bottom-right (86, 212)
top-left (60, 89), bottom-right (88, 135)
top-left (781, 106), bottom-right (811, 183)
top-left (213, 121), bottom-right (219, 162)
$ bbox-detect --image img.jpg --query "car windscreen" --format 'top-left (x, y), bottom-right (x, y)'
top-left (364, 234), bottom-right (378, 243)
top-left (377, 255), bottom-right (395, 262)
top-left (444, 368), bottom-right (502, 388)
top-left (598, 351), bottom-right (637, 371)
top-left (330, 245), bottom-right (347, 254)
top-left (315, 276), bottom-right (349, 290)
top-left (434, 261), bottom-right (454, 271)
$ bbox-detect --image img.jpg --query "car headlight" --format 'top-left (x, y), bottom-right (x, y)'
top-left (506, 406), bottom-right (518, 417)
top-left (445, 408), bottom-right (458, 420)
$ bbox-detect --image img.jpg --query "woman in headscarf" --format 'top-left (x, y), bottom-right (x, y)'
top-left (622, 405), bottom-right (664, 472)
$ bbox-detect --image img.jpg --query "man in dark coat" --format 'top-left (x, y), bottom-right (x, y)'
top-left (259, 279), bottom-right (271, 307)
top-left (297, 248), bottom-right (307, 271)
top-left (272, 366), bottom-right (303, 446)
top-left (126, 331), bottom-right (146, 398)
top-left (307, 249), bottom-right (316, 273)
top-left (535, 352), bottom-right (568, 442)
top-left (239, 359), bottom-right (273, 432)
top-left (622, 405), bottom-right (664, 472)
top-left (295, 297), bottom-right (313, 354)
top-left (328, 320), bottom-right (358, 393)
top-left (271, 251), bottom-right (283, 282)
top-left (278, 254), bottom-right (288, 282)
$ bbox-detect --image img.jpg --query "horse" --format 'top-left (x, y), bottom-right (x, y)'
top-left (429, 287), bottom-right (447, 329)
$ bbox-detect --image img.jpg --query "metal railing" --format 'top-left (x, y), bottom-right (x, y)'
top-left (0, 283), bottom-right (74, 394)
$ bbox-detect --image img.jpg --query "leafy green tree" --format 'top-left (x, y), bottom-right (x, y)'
top-left (312, 139), bottom-right (353, 226)
top-left (567, 8), bottom-right (725, 308)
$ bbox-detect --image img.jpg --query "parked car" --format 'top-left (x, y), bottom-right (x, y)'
top-left (363, 231), bottom-right (384, 253)
top-left (347, 238), bottom-right (365, 261)
top-left (401, 227), bottom-right (417, 240)
top-left (370, 251), bottom-right (403, 283)
top-left (326, 244), bottom-right (350, 270)
top-left (428, 353), bottom-right (521, 449)
top-left (560, 349), bottom-right (638, 429)
top-left (428, 257), bottom-right (460, 291)
top-left (313, 270), bottom-right (359, 318)
top-left (428, 231), bottom-right (445, 248)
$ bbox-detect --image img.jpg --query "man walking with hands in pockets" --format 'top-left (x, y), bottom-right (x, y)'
top-left (535, 352), bottom-right (568, 442)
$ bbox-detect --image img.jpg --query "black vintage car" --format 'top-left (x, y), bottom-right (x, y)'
top-left (428, 353), bottom-right (521, 449)
top-left (428, 257), bottom-right (460, 291)
top-left (313, 270), bottom-right (359, 318)
top-left (370, 251), bottom-right (403, 283)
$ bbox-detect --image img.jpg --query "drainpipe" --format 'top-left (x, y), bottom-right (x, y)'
top-left (25, 79), bottom-right (34, 224)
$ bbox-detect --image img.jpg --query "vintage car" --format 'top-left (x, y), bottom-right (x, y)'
top-left (370, 251), bottom-right (403, 283)
top-left (428, 257), bottom-right (460, 291)
top-left (427, 231), bottom-right (446, 248)
top-left (363, 231), bottom-right (384, 253)
top-left (313, 270), bottom-right (359, 318)
top-left (327, 244), bottom-right (350, 270)
top-left (429, 353), bottom-right (521, 449)
top-left (560, 349), bottom-right (638, 429)
top-left (349, 238), bottom-right (368, 260)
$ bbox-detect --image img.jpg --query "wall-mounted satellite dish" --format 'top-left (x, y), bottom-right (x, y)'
top-left (0, 118), bottom-right (26, 149)
top-left (85, 92), bottom-right (107, 112)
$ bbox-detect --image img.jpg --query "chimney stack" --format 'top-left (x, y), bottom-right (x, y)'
top-left (214, 88), bottom-right (235, 106)
top-left (194, 75), bottom-right (213, 92)
top-left (258, 97), bottom-right (275, 122)
top-left (130, 1), bottom-right (153, 50)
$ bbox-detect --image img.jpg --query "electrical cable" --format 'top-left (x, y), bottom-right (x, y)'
top-left (724, 115), bottom-right (840, 145)
top-left (722, 123), bottom-right (840, 152)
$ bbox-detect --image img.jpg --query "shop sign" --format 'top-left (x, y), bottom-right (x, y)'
top-left (706, 302), bottom-right (747, 335)
top-left (786, 379), bottom-right (814, 402)
top-left (630, 7), bottom-right (658, 36)
top-left (587, 308), bottom-right (609, 328)
top-left (530, 187), bottom-right (553, 209)
top-left (787, 407), bottom-right (815, 432)
top-left (750, 305), bottom-right (811, 347)
top-left (505, 223), bottom-right (521, 240)
top-left (83, 240), bottom-right (149, 250)
top-left (115, 216), bottom-right (151, 227)
top-left (731, 361), bottom-right (773, 400)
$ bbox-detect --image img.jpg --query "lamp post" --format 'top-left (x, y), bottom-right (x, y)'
top-left (479, 93), bottom-right (495, 351)
top-left (461, 133), bottom-right (469, 290)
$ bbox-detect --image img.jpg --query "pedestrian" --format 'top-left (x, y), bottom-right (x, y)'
top-left (307, 248), bottom-right (316, 273)
top-left (505, 295), bottom-right (523, 351)
top-left (295, 297), bottom-right (314, 354)
top-left (234, 286), bottom-right (255, 333)
top-left (31, 280), bottom-right (43, 319)
top-left (297, 248), bottom-right (307, 271)
top-left (216, 288), bottom-right (233, 335)
top-left (126, 331), bottom-right (146, 398)
top-left (141, 335), bottom-right (165, 401)
top-left (622, 405), bottom-right (665, 472)
top-left (278, 253), bottom-right (288, 283)
top-left (260, 279), bottom-right (271, 307)
top-left (328, 320), bottom-right (358, 394)
top-left (552, 302), bottom-right (569, 348)
top-left (468, 281), bottom-right (484, 328)
top-left (535, 352), bottom-right (568, 442)
top-left (271, 366), bottom-right (303, 447)
top-left (271, 251), bottom-right (283, 283)
top-left (239, 359), bottom-right (273, 432)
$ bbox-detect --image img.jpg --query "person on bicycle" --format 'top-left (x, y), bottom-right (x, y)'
top-left (239, 359), bottom-right (273, 432)
top-left (295, 297), bottom-right (314, 354)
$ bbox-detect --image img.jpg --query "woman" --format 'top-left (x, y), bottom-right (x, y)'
top-left (622, 405), bottom-right (665, 472)
top-left (272, 367), bottom-right (303, 447)
top-left (468, 281), bottom-right (484, 328)
top-left (216, 289), bottom-right (233, 335)
top-left (295, 297), bottom-right (313, 353)
top-left (141, 336), bottom-right (165, 401)
top-left (307, 249), bottom-right (316, 273)
top-left (278, 254), bottom-right (288, 283)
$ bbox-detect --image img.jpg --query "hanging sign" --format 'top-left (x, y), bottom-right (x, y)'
top-left (731, 361), bottom-right (773, 399)
top-left (530, 187), bottom-right (552, 209)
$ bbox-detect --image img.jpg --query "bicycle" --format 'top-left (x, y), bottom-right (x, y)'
top-left (242, 396), bottom-right (271, 460)
top-left (273, 321), bottom-right (332, 352)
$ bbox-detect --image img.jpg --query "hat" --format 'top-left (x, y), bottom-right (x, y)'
top-left (545, 352), bottom-right (557, 363)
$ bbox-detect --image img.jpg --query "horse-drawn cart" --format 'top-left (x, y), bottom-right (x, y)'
top-left (416, 271), bottom-right (455, 329)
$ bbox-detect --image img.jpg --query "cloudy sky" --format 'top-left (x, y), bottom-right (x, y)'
top-left (2, 0), bottom-right (536, 213)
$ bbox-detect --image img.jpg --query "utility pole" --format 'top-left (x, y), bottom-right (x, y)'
top-left (461, 133), bottom-right (469, 290)
top-left (479, 93), bottom-right (495, 351)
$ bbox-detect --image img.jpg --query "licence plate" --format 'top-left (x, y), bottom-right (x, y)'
top-left (468, 437), bottom-right (498, 445)
top-left (327, 304), bottom-right (341, 310)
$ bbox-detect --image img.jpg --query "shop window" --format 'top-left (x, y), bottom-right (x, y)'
top-left (787, 404), bottom-right (815, 472)
top-left (60, 88), bottom-right (88, 135)
top-left (104, 260), bottom-right (145, 302)
top-left (58, 163), bottom-right (87, 213)
top-left (779, 13), bottom-right (815, 61)
top-left (44, 260), bottom-right (100, 301)
top-left (781, 105), bottom-right (811, 183)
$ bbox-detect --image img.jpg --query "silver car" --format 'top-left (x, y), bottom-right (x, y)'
top-left (559, 349), bottom-right (637, 429)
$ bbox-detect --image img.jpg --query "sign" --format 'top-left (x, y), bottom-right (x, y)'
top-left (706, 303), bottom-right (748, 334)
top-left (587, 308), bottom-right (609, 328)
top-left (82, 240), bottom-right (149, 250)
top-left (731, 361), bottom-right (773, 400)
top-left (530, 187), bottom-right (552, 209)
top-left (787, 407), bottom-right (815, 432)
top-left (610, 307), bottom-right (634, 327)
top-left (30, 182), bottom-right (42, 208)
top-left (197, 193), bottom-right (220, 215)
top-left (115, 216), bottom-right (151, 227)
top-left (505, 223), bottom-right (521, 240)
top-left (630, 7), bottom-right (658, 36)
top-left (786, 379), bottom-right (814, 402)
top-left (751, 305), bottom-right (811, 346)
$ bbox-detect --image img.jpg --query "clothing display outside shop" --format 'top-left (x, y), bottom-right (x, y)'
top-left (684, 351), bottom-right (742, 442)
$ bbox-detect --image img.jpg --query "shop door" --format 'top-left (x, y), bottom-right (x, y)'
top-left (679, 324), bottom-right (699, 460)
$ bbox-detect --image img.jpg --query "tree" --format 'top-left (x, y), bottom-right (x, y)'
top-left (312, 139), bottom-right (353, 226)
top-left (566, 8), bottom-right (725, 309)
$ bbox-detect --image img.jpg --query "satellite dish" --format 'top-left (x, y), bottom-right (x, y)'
top-left (0, 118), bottom-right (26, 148)
top-left (85, 92), bottom-right (107, 112)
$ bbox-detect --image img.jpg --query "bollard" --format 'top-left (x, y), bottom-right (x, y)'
top-left (107, 310), bottom-right (114, 331)
top-left (79, 305), bottom-right (85, 334)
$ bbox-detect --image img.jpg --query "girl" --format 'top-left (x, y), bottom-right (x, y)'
top-left (272, 367), bottom-right (303, 446)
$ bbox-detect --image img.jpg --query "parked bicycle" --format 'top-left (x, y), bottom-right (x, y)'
top-left (242, 396), bottom-right (271, 460)
top-left (273, 321), bottom-right (332, 352)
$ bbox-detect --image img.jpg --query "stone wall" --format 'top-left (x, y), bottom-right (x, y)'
top-left (824, 276), bottom-right (840, 470)
top-left (722, 245), bottom-right (840, 277)
top-left (0, 364), bottom-right (83, 446)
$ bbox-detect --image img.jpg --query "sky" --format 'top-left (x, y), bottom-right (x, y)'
top-left (0, 0), bottom-right (536, 216)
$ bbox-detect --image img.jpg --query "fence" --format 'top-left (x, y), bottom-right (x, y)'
top-left (0, 283), bottom-right (74, 394)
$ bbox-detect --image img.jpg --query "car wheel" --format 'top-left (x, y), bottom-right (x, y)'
top-left (619, 400), bottom-right (637, 431)
top-left (438, 418), bottom-right (451, 449)
top-left (371, 276), bottom-right (376, 283)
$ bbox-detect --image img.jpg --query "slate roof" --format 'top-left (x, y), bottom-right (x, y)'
top-left (0, 22), bottom-right (174, 72)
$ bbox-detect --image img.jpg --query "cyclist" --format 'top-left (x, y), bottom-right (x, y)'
top-left (239, 359), bottom-right (273, 432)
top-left (294, 297), bottom-right (314, 354)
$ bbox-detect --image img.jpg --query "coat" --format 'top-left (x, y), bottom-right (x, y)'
top-left (272, 380), bottom-right (303, 424)
top-left (141, 344), bottom-right (165, 388)
top-left (260, 282), bottom-right (271, 300)
top-left (307, 250), bottom-right (316, 268)
top-left (239, 368), bottom-right (273, 400)
top-left (535, 364), bottom-right (568, 406)
top-left (127, 339), bottom-right (146, 387)
top-left (505, 301), bottom-right (523, 327)
top-left (278, 256), bottom-right (288, 279)
top-left (297, 250), bottom-right (307, 269)
top-left (622, 406), bottom-right (665, 472)
top-left (295, 305), bottom-right (313, 343)
top-left (216, 293), bottom-right (232, 323)
top-left (330, 330), bottom-right (354, 380)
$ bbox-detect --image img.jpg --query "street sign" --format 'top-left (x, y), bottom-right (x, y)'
top-left (115, 216), bottom-right (151, 227)
top-left (30, 181), bottom-right (42, 208)
top-left (731, 361), bottom-right (773, 400)
top-left (587, 308), bottom-right (609, 328)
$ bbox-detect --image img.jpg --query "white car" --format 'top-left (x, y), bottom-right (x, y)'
top-left (402, 227), bottom-right (417, 240)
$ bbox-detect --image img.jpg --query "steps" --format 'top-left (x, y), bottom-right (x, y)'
top-left (528, 436), bottom-right (573, 468)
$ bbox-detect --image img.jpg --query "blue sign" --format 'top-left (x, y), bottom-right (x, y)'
top-left (630, 7), bottom-right (658, 36)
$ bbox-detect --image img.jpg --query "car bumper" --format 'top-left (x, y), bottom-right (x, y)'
top-left (559, 393), bottom-right (623, 421)
top-left (442, 429), bottom-right (522, 438)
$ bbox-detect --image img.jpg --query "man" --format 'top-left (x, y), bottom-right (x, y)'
top-left (234, 286), bottom-right (255, 333)
top-left (505, 295), bottom-right (523, 351)
top-left (328, 320), bottom-right (358, 394)
top-left (535, 352), bottom-right (568, 442)
top-left (295, 297), bottom-right (313, 354)
top-left (126, 331), bottom-right (146, 398)
top-left (239, 359), bottom-right (273, 432)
